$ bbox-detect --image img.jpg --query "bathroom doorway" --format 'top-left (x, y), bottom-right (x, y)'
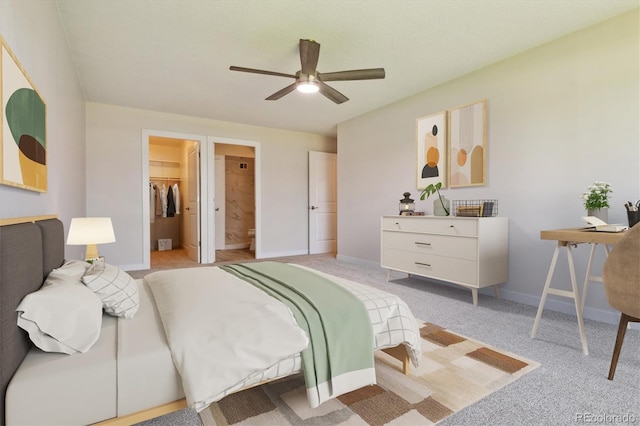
top-left (214, 143), bottom-right (256, 262)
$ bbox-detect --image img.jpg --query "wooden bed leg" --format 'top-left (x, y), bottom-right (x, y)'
top-left (92, 399), bottom-right (187, 426)
top-left (381, 345), bottom-right (410, 375)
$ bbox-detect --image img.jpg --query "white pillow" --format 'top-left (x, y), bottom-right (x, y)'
top-left (82, 263), bottom-right (139, 319)
top-left (16, 280), bottom-right (103, 354)
top-left (43, 259), bottom-right (90, 287)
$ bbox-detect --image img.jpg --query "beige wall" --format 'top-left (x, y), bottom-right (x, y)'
top-left (337, 9), bottom-right (639, 324)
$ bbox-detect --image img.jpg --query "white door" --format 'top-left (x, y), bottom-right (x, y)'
top-left (309, 151), bottom-right (337, 254)
top-left (214, 155), bottom-right (226, 250)
top-left (186, 145), bottom-right (200, 262)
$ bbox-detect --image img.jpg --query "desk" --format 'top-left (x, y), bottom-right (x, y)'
top-left (530, 228), bottom-right (627, 355)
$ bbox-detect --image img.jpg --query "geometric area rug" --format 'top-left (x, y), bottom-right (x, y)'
top-left (200, 321), bottom-right (540, 426)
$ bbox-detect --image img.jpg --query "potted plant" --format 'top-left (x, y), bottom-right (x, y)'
top-left (580, 181), bottom-right (612, 222)
top-left (420, 182), bottom-right (450, 216)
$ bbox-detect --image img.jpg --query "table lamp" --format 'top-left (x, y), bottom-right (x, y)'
top-left (66, 217), bottom-right (116, 262)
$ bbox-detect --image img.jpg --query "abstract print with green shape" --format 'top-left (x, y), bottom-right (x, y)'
top-left (6, 87), bottom-right (46, 166)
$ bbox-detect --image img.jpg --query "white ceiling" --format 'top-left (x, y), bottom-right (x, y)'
top-left (56, 0), bottom-right (638, 137)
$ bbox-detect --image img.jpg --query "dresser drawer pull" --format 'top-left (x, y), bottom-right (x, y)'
top-left (415, 242), bottom-right (431, 246)
top-left (415, 262), bottom-right (431, 267)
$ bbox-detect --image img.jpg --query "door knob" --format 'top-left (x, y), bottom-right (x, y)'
top-left (310, 206), bottom-right (318, 210)
top-left (215, 208), bottom-right (220, 211)
top-left (185, 207), bottom-right (190, 211)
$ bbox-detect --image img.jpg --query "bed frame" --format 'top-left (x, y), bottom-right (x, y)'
top-left (1, 215), bottom-right (410, 426)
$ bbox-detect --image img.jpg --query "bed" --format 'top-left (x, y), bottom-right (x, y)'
top-left (0, 216), bottom-right (421, 426)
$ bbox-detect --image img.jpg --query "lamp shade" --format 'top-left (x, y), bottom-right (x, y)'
top-left (67, 217), bottom-right (116, 261)
top-left (67, 217), bottom-right (116, 245)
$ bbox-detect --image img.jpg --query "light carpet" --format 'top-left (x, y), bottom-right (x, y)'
top-left (199, 321), bottom-right (540, 426)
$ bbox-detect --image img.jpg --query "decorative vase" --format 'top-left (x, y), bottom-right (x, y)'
top-left (587, 208), bottom-right (608, 223)
top-left (434, 196), bottom-right (450, 216)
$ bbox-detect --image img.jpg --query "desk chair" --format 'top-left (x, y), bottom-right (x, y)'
top-left (602, 224), bottom-right (640, 380)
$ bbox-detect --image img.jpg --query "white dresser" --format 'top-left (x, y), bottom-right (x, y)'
top-left (381, 215), bottom-right (508, 305)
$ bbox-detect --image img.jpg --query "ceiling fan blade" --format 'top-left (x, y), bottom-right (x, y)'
top-left (318, 68), bottom-right (385, 81)
top-left (265, 83), bottom-right (298, 101)
top-left (299, 39), bottom-right (320, 75)
top-left (317, 81), bottom-right (349, 104)
top-left (229, 66), bottom-right (296, 79)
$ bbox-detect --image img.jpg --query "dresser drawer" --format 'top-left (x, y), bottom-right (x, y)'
top-left (381, 216), bottom-right (478, 236)
top-left (382, 248), bottom-right (478, 285)
top-left (382, 230), bottom-right (477, 261)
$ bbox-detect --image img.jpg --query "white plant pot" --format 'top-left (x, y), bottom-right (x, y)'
top-left (587, 208), bottom-right (608, 223)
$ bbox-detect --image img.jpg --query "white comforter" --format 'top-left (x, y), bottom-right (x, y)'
top-left (145, 264), bottom-right (421, 412)
top-left (145, 267), bottom-right (308, 412)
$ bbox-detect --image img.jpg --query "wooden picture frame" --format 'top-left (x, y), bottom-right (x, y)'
top-left (416, 111), bottom-right (447, 190)
top-left (1, 36), bottom-right (47, 192)
top-left (448, 99), bottom-right (486, 188)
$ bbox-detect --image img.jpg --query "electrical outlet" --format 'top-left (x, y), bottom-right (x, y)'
top-left (88, 256), bottom-right (105, 268)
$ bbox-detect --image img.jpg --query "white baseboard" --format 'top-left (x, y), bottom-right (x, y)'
top-left (259, 249), bottom-right (309, 259)
top-left (496, 287), bottom-right (632, 327)
top-left (408, 274), bottom-right (631, 328)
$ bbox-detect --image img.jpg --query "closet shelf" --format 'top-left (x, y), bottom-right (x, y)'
top-left (150, 160), bottom-right (180, 166)
top-left (150, 176), bottom-right (182, 181)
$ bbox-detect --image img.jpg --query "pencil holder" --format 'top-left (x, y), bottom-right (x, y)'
top-left (627, 210), bottom-right (640, 228)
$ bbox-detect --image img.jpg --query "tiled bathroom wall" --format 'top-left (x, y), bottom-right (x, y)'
top-left (225, 156), bottom-right (255, 246)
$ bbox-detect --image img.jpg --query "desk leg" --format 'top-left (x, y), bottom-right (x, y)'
top-left (580, 244), bottom-right (611, 310)
top-left (531, 242), bottom-right (589, 355)
top-left (566, 244), bottom-right (589, 356)
top-left (531, 244), bottom-right (561, 339)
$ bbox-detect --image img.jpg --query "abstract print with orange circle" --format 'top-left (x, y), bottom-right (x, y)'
top-left (421, 124), bottom-right (440, 179)
top-left (450, 101), bottom-right (485, 187)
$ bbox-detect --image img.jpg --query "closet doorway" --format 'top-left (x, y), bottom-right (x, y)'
top-left (148, 136), bottom-right (199, 268)
top-left (214, 143), bottom-right (256, 262)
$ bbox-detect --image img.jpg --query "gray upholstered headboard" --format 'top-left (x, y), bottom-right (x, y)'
top-left (0, 218), bottom-right (64, 426)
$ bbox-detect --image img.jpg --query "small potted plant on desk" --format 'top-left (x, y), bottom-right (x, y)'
top-left (420, 182), bottom-right (450, 216)
top-left (581, 181), bottom-right (612, 223)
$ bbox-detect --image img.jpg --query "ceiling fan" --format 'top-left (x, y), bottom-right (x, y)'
top-left (229, 39), bottom-right (385, 104)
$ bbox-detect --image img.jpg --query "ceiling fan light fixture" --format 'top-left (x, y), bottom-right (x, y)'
top-left (230, 39), bottom-right (384, 103)
top-left (296, 81), bottom-right (319, 94)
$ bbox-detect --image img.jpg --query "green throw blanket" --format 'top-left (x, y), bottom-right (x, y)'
top-left (221, 262), bottom-right (375, 407)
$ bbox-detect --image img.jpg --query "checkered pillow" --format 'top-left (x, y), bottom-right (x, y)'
top-left (82, 263), bottom-right (139, 319)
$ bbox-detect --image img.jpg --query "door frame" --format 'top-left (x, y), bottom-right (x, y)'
top-left (141, 129), bottom-right (208, 269)
top-left (204, 136), bottom-right (262, 263)
top-left (214, 155), bottom-right (226, 250)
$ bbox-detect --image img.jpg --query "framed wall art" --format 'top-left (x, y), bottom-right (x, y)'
top-left (448, 99), bottom-right (486, 188)
top-left (1, 36), bottom-right (47, 192)
top-left (416, 111), bottom-right (447, 189)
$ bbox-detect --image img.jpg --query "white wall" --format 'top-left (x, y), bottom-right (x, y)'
top-left (85, 103), bottom-right (336, 268)
top-left (337, 10), bottom-right (639, 324)
top-left (0, 0), bottom-right (86, 258)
